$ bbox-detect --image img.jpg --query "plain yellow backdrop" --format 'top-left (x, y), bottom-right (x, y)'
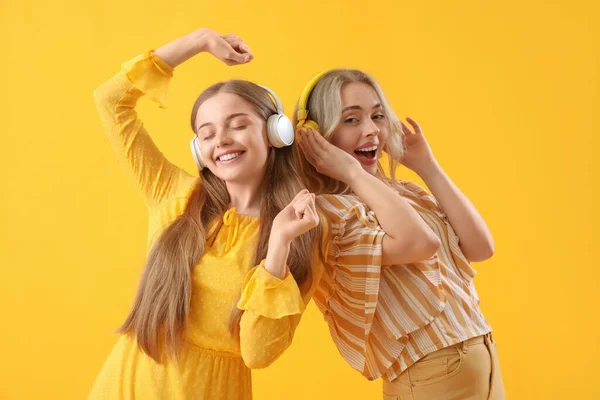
top-left (1, 0), bottom-right (598, 399)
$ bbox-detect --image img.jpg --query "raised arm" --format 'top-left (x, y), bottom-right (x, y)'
top-left (401, 117), bottom-right (494, 262)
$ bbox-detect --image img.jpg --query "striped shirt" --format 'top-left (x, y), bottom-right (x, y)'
top-left (314, 180), bottom-right (491, 381)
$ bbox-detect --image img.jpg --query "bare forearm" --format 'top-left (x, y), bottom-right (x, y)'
top-left (154, 30), bottom-right (208, 68)
top-left (264, 237), bottom-right (291, 279)
top-left (348, 169), bottom-right (435, 243)
top-left (420, 161), bottom-right (494, 262)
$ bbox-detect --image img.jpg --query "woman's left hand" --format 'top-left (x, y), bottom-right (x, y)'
top-left (400, 117), bottom-right (438, 176)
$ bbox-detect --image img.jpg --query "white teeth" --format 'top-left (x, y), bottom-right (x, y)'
top-left (357, 145), bottom-right (377, 152)
top-left (218, 152), bottom-right (240, 161)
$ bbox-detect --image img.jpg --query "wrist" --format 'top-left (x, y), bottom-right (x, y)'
top-left (183, 29), bottom-right (208, 54)
top-left (345, 165), bottom-right (370, 187)
top-left (344, 165), bottom-right (368, 186)
top-left (265, 235), bottom-right (291, 279)
top-left (269, 230), bottom-right (293, 249)
top-left (417, 160), bottom-right (443, 183)
top-left (155, 31), bottom-right (207, 68)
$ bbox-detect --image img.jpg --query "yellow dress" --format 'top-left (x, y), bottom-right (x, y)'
top-left (89, 52), bottom-right (322, 400)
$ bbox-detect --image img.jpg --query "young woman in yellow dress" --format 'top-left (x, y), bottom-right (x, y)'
top-left (88, 27), bottom-right (322, 400)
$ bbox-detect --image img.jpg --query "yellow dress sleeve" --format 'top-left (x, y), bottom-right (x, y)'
top-left (236, 260), bottom-right (310, 369)
top-left (92, 51), bottom-right (196, 208)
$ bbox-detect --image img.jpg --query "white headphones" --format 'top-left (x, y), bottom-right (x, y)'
top-left (190, 85), bottom-right (294, 170)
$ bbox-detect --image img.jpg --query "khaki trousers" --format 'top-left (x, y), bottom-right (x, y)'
top-left (383, 334), bottom-right (505, 400)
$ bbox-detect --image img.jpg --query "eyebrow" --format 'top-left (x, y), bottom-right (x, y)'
top-left (196, 113), bottom-right (250, 133)
top-left (342, 103), bottom-right (383, 113)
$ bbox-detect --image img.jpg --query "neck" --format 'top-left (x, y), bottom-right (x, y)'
top-left (226, 179), bottom-right (263, 217)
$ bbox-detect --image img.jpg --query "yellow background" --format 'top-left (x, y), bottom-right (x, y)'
top-left (1, 0), bottom-right (598, 399)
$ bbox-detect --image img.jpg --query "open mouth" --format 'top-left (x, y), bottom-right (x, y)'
top-left (354, 145), bottom-right (377, 161)
top-left (216, 151), bottom-right (246, 164)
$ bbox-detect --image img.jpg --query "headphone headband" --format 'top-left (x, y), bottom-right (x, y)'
top-left (296, 70), bottom-right (330, 128)
top-left (258, 85), bottom-right (284, 114)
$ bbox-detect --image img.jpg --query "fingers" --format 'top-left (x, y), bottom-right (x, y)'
top-left (288, 190), bottom-right (314, 214)
top-left (299, 128), bottom-right (329, 166)
top-left (288, 189), bottom-right (309, 209)
top-left (292, 190), bottom-right (312, 210)
top-left (405, 117), bottom-right (423, 136)
top-left (298, 130), bottom-right (319, 167)
top-left (306, 196), bottom-right (320, 227)
top-left (225, 35), bottom-right (251, 53)
top-left (400, 120), bottom-right (414, 136)
top-left (401, 121), bottom-right (418, 146)
top-left (225, 50), bottom-right (252, 65)
top-left (295, 192), bottom-right (314, 211)
top-left (307, 128), bottom-right (328, 146)
top-left (294, 193), bottom-right (312, 219)
top-left (304, 196), bottom-right (319, 224)
top-left (283, 192), bottom-right (319, 237)
top-left (222, 34), bottom-right (253, 64)
top-left (295, 193), bottom-right (319, 229)
top-left (222, 34), bottom-right (239, 42)
top-left (305, 128), bottom-right (329, 158)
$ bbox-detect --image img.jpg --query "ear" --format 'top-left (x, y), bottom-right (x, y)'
top-left (264, 124), bottom-right (274, 148)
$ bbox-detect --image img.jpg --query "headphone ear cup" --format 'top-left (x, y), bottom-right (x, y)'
top-left (301, 119), bottom-right (320, 132)
top-left (190, 137), bottom-right (205, 170)
top-left (267, 113), bottom-right (295, 148)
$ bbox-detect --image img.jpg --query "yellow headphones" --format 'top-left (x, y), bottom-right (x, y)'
top-left (296, 70), bottom-right (331, 132)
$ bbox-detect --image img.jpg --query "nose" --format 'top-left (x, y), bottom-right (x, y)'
top-left (363, 117), bottom-right (380, 138)
top-left (215, 127), bottom-right (233, 147)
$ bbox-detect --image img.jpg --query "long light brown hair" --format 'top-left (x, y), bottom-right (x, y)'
top-left (295, 69), bottom-right (405, 194)
top-left (118, 80), bottom-right (323, 363)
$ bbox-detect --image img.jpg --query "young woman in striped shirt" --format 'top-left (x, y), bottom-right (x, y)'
top-left (295, 70), bottom-right (506, 399)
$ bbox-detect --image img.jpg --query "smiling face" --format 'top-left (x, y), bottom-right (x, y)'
top-left (329, 82), bottom-right (390, 176)
top-left (194, 91), bottom-right (271, 184)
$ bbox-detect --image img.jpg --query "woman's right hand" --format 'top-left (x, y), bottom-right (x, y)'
top-left (196, 29), bottom-right (253, 65)
top-left (298, 128), bottom-right (363, 185)
top-left (265, 189), bottom-right (319, 278)
top-left (154, 28), bottom-right (253, 68)
top-left (271, 189), bottom-right (319, 244)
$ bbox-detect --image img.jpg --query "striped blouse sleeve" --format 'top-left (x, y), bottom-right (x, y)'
top-left (315, 193), bottom-right (449, 380)
top-left (314, 194), bottom-right (386, 379)
top-left (396, 180), bottom-right (443, 214)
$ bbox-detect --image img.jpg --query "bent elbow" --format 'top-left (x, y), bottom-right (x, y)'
top-left (407, 229), bottom-right (440, 262)
top-left (242, 348), bottom-right (284, 370)
top-left (240, 334), bottom-right (291, 370)
top-left (243, 356), bottom-right (270, 370)
top-left (482, 240), bottom-right (495, 260)
top-left (93, 84), bottom-right (109, 107)
top-left (466, 240), bottom-right (495, 262)
top-left (384, 232), bottom-right (440, 265)
top-left (423, 233), bottom-right (441, 258)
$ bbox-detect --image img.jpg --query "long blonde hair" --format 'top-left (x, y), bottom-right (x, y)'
top-left (295, 69), bottom-right (405, 193)
top-left (118, 80), bottom-right (322, 363)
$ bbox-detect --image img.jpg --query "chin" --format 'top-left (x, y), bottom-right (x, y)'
top-left (223, 169), bottom-right (261, 184)
top-left (365, 165), bottom-right (378, 176)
